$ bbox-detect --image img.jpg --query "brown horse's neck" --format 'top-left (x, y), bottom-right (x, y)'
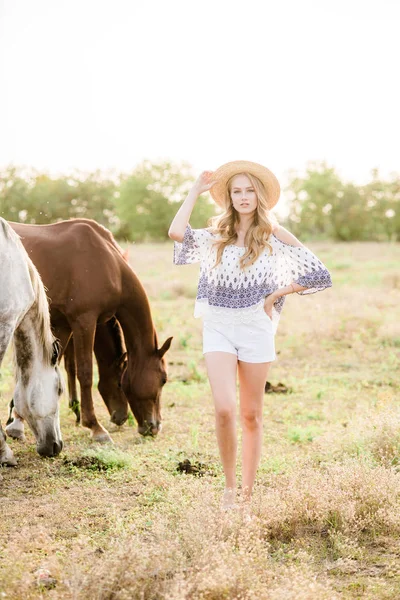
top-left (116, 267), bottom-right (156, 360)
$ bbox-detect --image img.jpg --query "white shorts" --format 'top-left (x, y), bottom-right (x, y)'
top-left (202, 314), bottom-right (276, 363)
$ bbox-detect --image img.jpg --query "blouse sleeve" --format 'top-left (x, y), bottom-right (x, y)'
top-left (173, 224), bottom-right (213, 265)
top-left (272, 234), bottom-right (332, 295)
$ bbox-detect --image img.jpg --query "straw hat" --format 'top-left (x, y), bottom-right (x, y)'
top-left (210, 160), bottom-right (280, 209)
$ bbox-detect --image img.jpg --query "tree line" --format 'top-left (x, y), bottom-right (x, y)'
top-left (0, 161), bottom-right (399, 241)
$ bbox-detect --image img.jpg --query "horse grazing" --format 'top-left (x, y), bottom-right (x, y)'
top-left (0, 218), bottom-right (63, 465)
top-left (64, 317), bottom-right (128, 426)
top-left (10, 219), bottom-right (172, 443)
top-left (7, 316), bottom-right (128, 430)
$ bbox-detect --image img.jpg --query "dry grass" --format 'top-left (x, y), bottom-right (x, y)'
top-left (1, 240), bottom-right (400, 599)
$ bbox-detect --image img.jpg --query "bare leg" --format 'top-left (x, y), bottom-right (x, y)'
top-left (71, 315), bottom-right (112, 443)
top-left (64, 337), bottom-right (80, 424)
top-left (204, 352), bottom-right (238, 501)
top-left (238, 361), bottom-right (272, 500)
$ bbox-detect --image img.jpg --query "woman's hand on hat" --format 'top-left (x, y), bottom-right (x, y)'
top-left (193, 171), bottom-right (216, 195)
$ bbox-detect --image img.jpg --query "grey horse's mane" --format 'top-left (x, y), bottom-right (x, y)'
top-left (0, 218), bottom-right (55, 364)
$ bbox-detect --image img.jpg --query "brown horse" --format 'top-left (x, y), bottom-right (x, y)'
top-left (63, 317), bottom-right (128, 426)
top-left (10, 219), bottom-right (172, 443)
top-left (64, 245), bottom-right (130, 426)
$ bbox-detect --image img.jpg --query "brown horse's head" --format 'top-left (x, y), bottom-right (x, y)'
top-left (121, 336), bottom-right (173, 436)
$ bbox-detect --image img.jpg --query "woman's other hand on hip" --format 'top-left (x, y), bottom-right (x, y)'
top-left (264, 293), bottom-right (279, 319)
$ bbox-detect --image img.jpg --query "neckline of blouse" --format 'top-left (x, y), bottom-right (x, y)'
top-left (228, 233), bottom-right (279, 250)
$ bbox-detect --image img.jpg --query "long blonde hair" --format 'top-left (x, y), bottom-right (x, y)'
top-left (208, 172), bottom-right (277, 269)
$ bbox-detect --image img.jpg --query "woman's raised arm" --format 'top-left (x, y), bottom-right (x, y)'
top-left (168, 171), bottom-right (215, 242)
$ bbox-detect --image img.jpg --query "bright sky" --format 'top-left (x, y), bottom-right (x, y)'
top-left (1, 0), bottom-right (399, 190)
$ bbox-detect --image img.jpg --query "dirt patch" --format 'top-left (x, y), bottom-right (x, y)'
top-left (63, 455), bottom-right (110, 471)
top-left (265, 381), bottom-right (291, 393)
top-left (177, 459), bottom-right (215, 477)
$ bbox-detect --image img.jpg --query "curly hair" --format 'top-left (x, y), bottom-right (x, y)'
top-left (208, 172), bottom-right (278, 269)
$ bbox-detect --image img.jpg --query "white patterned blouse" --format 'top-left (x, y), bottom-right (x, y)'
top-left (173, 225), bottom-right (332, 334)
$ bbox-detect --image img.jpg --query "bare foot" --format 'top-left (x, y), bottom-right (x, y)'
top-left (221, 488), bottom-right (237, 510)
top-left (238, 488), bottom-right (256, 522)
top-left (241, 502), bottom-right (254, 523)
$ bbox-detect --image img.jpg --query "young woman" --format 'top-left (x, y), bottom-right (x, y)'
top-left (168, 161), bottom-right (332, 512)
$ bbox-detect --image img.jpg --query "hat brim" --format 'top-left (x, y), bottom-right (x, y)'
top-left (209, 160), bottom-right (280, 209)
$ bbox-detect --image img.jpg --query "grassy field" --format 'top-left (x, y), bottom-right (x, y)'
top-left (1, 240), bottom-right (400, 599)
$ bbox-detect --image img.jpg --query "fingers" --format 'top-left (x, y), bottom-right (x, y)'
top-left (194, 171), bottom-right (217, 194)
top-left (263, 304), bottom-right (273, 318)
top-left (205, 181), bottom-right (216, 191)
top-left (200, 170), bottom-right (215, 183)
